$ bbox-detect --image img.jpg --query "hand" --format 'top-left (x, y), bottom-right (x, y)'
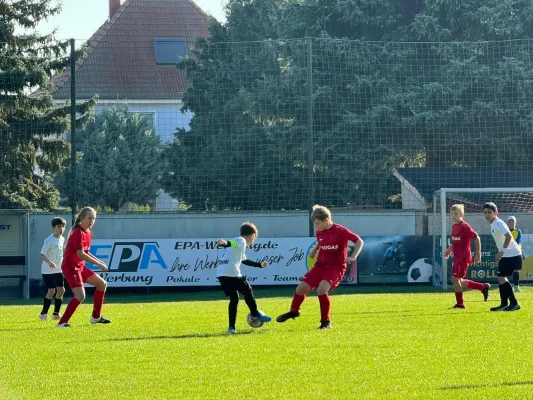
top-left (48, 261), bottom-right (57, 270)
top-left (473, 254), bottom-right (481, 264)
top-left (217, 239), bottom-right (227, 247)
top-left (99, 263), bottom-right (108, 272)
top-left (260, 261), bottom-right (268, 268)
top-left (495, 251), bottom-right (504, 263)
top-left (309, 250), bottom-right (317, 259)
top-left (444, 249), bottom-right (451, 259)
top-left (345, 257), bottom-right (356, 264)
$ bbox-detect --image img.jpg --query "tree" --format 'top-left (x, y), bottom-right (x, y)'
top-left (61, 107), bottom-right (163, 211)
top-left (0, 0), bottom-right (94, 210)
top-left (162, 0), bottom-right (533, 211)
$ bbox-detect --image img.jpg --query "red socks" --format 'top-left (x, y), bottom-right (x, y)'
top-left (454, 291), bottom-right (464, 305)
top-left (92, 289), bottom-right (106, 319)
top-left (318, 294), bottom-right (331, 322)
top-left (58, 298), bottom-right (81, 324)
top-left (290, 294), bottom-right (306, 313)
top-left (465, 280), bottom-right (485, 291)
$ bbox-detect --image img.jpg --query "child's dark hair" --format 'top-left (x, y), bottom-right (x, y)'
top-left (68, 206), bottom-right (97, 238)
top-left (51, 217), bottom-right (66, 227)
top-left (240, 222), bottom-right (258, 237)
top-left (482, 202), bottom-right (498, 212)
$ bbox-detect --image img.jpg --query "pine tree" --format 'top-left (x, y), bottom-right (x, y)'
top-left (0, 0), bottom-right (94, 210)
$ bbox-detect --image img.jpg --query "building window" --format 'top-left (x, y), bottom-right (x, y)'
top-left (153, 38), bottom-right (187, 65)
top-left (134, 112), bottom-right (155, 129)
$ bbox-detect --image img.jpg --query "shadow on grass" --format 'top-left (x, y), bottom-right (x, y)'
top-left (441, 381), bottom-right (533, 390)
top-left (100, 330), bottom-right (269, 342)
top-left (0, 326), bottom-right (49, 332)
top-left (0, 284), bottom-right (468, 306)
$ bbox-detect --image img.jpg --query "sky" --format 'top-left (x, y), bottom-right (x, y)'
top-left (36, 0), bottom-right (226, 40)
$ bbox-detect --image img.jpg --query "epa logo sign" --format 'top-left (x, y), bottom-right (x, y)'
top-left (90, 242), bottom-right (168, 272)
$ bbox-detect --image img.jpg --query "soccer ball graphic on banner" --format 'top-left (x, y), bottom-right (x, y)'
top-left (247, 313), bottom-right (264, 328)
top-left (407, 258), bottom-right (438, 283)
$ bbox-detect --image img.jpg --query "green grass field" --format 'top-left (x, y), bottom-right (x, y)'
top-left (1, 286), bottom-right (532, 400)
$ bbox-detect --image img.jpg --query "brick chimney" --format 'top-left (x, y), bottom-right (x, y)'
top-left (109, 0), bottom-right (121, 18)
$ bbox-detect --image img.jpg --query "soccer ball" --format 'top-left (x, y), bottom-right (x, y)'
top-left (407, 258), bottom-right (436, 283)
top-left (247, 312), bottom-right (264, 328)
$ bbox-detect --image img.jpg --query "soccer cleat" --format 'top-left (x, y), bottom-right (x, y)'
top-left (256, 310), bottom-right (272, 323)
top-left (90, 316), bottom-right (112, 324)
top-left (514, 286), bottom-right (521, 293)
top-left (51, 313), bottom-right (61, 321)
top-left (490, 304), bottom-right (508, 312)
top-left (227, 327), bottom-right (237, 335)
top-left (39, 313), bottom-right (47, 321)
top-left (503, 303), bottom-right (521, 311)
top-left (318, 321), bottom-right (332, 330)
top-left (56, 323), bottom-right (71, 328)
top-left (276, 311), bottom-right (301, 323)
top-left (450, 304), bottom-right (466, 309)
top-left (482, 284), bottom-right (490, 301)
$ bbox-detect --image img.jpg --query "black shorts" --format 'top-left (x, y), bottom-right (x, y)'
top-left (42, 273), bottom-right (65, 289)
top-left (218, 276), bottom-right (253, 296)
top-left (497, 256), bottom-right (522, 277)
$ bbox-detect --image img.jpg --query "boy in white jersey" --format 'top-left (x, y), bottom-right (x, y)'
top-left (217, 222), bottom-right (272, 334)
top-left (39, 217), bottom-right (66, 321)
top-left (482, 203), bottom-right (521, 311)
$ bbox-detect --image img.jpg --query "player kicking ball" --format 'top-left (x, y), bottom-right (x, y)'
top-left (483, 202), bottom-right (522, 311)
top-left (276, 205), bottom-right (364, 329)
top-left (444, 204), bottom-right (490, 309)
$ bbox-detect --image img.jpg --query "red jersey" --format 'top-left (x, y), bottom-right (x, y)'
top-left (62, 226), bottom-right (92, 271)
top-left (316, 223), bottom-right (360, 269)
top-left (451, 221), bottom-right (477, 267)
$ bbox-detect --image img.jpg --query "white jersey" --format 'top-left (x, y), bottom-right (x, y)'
top-left (490, 218), bottom-right (521, 257)
top-left (40, 234), bottom-right (65, 274)
top-left (217, 237), bottom-right (247, 278)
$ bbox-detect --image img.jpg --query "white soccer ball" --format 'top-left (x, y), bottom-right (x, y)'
top-left (407, 258), bottom-right (436, 283)
top-left (247, 312), bottom-right (264, 328)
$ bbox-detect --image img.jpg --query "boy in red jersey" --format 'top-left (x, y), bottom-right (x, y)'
top-left (57, 206), bottom-right (110, 328)
top-left (276, 205), bottom-right (364, 329)
top-left (444, 204), bottom-right (489, 309)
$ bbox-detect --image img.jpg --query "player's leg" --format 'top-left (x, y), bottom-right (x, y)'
top-left (52, 274), bottom-right (65, 320)
top-left (316, 280), bottom-right (332, 329)
top-left (491, 257), bottom-right (519, 311)
top-left (218, 277), bottom-right (239, 333)
top-left (237, 278), bottom-right (271, 323)
top-left (512, 271), bottom-right (521, 292)
top-left (502, 257), bottom-right (521, 311)
top-left (86, 269), bottom-right (111, 324)
top-left (451, 275), bottom-right (465, 308)
top-left (57, 276), bottom-right (86, 327)
top-left (460, 271), bottom-right (489, 300)
top-left (40, 274), bottom-right (56, 320)
top-left (276, 276), bottom-right (315, 323)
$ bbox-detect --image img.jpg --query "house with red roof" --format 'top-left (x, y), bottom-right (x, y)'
top-left (52, 0), bottom-right (210, 210)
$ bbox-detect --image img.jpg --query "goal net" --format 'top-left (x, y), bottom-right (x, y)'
top-left (433, 188), bottom-right (533, 289)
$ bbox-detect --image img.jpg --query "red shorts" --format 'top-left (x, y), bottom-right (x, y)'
top-left (302, 265), bottom-right (346, 291)
top-left (62, 265), bottom-right (96, 289)
top-left (452, 263), bottom-right (469, 279)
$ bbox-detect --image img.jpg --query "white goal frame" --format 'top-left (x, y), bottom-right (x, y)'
top-left (433, 187), bottom-right (533, 289)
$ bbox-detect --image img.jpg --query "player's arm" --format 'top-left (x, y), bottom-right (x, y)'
top-left (495, 232), bottom-right (513, 262)
top-left (77, 250), bottom-right (107, 271)
top-left (309, 242), bottom-right (320, 258)
top-left (39, 253), bottom-right (57, 270)
top-left (242, 259), bottom-right (268, 268)
top-left (217, 239), bottom-right (238, 248)
top-left (346, 237), bottom-right (364, 263)
top-left (444, 246), bottom-right (453, 258)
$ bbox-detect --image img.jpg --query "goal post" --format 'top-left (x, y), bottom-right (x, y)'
top-left (433, 188), bottom-right (533, 290)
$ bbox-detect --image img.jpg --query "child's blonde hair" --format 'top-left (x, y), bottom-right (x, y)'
top-left (68, 206), bottom-right (97, 238)
top-left (311, 205), bottom-right (332, 222)
top-left (450, 204), bottom-right (465, 215)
